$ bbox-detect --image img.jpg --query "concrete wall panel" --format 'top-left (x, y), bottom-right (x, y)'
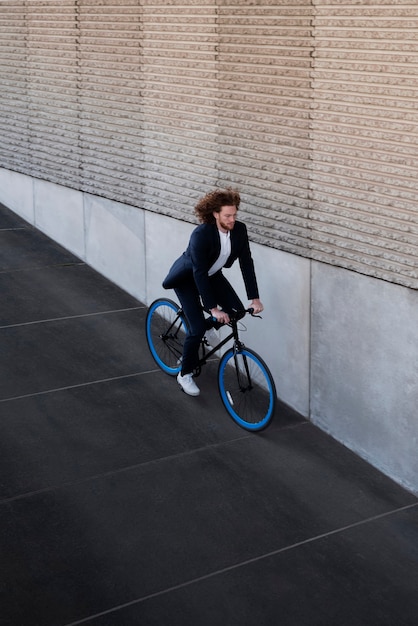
top-left (33, 179), bottom-right (85, 260)
top-left (144, 210), bottom-right (193, 307)
top-left (84, 194), bottom-right (146, 303)
top-left (311, 262), bottom-right (418, 494)
top-left (0, 169), bottom-right (34, 224)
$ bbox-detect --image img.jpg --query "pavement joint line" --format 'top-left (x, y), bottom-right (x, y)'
top-left (0, 306), bottom-right (145, 329)
top-left (0, 261), bottom-right (86, 275)
top-left (0, 434), bottom-right (259, 505)
top-left (0, 357), bottom-right (241, 403)
top-left (0, 422), bottom-right (309, 505)
top-left (0, 370), bottom-right (158, 403)
top-left (63, 501), bottom-right (418, 626)
top-left (0, 226), bottom-right (27, 232)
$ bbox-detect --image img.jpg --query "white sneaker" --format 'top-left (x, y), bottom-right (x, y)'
top-left (204, 327), bottom-right (219, 350)
top-left (177, 372), bottom-right (200, 396)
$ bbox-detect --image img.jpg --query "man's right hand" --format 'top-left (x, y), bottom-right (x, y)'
top-left (210, 307), bottom-right (230, 324)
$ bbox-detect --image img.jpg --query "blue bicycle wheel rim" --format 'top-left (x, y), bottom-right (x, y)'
top-left (218, 347), bottom-right (275, 431)
top-left (146, 299), bottom-right (186, 375)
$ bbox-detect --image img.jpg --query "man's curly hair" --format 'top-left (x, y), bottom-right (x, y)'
top-left (194, 188), bottom-right (240, 224)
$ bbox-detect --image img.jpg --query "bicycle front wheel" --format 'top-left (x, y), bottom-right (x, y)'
top-left (145, 298), bottom-right (188, 375)
top-left (218, 347), bottom-right (276, 431)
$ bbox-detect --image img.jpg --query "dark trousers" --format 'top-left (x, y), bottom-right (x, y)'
top-left (175, 271), bottom-right (244, 375)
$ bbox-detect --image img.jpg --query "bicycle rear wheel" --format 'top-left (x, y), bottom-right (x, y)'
top-left (145, 299), bottom-right (188, 375)
top-left (218, 347), bottom-right (276, 431)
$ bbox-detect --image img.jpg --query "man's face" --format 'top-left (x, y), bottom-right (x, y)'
top-left (214, 205), bottom-right (237, 233)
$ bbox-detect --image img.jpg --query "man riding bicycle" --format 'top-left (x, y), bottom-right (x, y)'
top-left (162, 188), bottom-right (264, 396)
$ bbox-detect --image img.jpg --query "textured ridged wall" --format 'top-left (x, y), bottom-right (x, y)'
top-left (1, 0), bottom-right (417, 288)
top-left (311, 0), bottom-right (418, 289)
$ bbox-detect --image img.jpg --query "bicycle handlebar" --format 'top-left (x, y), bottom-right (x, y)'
top-left (210, 307), bottom-right (262, 323)
top-left (246, 307), bottom-right (262, 319)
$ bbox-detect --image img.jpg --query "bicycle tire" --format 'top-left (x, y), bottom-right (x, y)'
top-left (218, 347), bottom-right (276, 431)
top-left (145, 298), bottom-right (188, 375)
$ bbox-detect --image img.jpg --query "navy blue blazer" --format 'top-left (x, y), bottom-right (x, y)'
top-left (163, 221), bottom-right (259, 311)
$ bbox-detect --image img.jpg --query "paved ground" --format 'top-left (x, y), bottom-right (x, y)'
top-left (1, 201), bottom-right (417, 626)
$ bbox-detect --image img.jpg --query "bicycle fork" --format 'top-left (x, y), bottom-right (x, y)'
top-left (232, 341), bottom-right (253, 393)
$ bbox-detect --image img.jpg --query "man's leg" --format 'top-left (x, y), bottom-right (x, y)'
top-left (210, 272), bottom-right (245, 320)
top-left (174, 281), bottom-right (206, 376)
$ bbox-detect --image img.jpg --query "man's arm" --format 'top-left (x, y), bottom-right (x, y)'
top-left (236, 223), bottom-right (259, 301)
top-left (189, 225), bottom-right (219, 310)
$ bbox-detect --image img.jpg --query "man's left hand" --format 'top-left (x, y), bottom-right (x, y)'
top-left (250, 299), bottom-right (264, 314)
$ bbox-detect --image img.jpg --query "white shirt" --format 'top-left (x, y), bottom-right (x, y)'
top-left (208, 230), bottom-right (231, 276)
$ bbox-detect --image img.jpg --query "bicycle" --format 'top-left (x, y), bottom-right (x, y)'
top-left (145, 298), bottom-right (276, 431)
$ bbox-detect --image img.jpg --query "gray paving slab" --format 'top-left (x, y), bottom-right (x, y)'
top-left (0, 308), bottom-right (148, 399)
top-left (0, 201), bottom-right (27, 229)
top-left (85, 507), bottom-right (418, 626)
top-left (0, 368), bottom-right (299, 499)
top-left (0, 263), bottom-right (139, 326)
top-left (1, 427), bottom-right (416, 626)
top-left (1, 203), bottom-right (417, 626)
top-left (0, 227), bottom-right (78, 271)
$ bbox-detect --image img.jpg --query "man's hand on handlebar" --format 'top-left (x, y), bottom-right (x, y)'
top-left (210, 299), bottom-right (264, 324)
top-left (210, 307), bottom-right (230, 324)
top-left (250, 298), bottom-right (264, 315)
